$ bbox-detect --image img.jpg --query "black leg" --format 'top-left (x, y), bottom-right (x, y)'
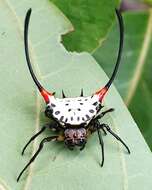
top-left (17, 136), bottom-right (57, 182)
top-left (22, 125), bottom-right (47, 155)
top-left (67, 146), bottom-right (74, 151)
top-left (96, 108), bottom-right (114, 120)
top-left (80, 142), bottom-right (86, 151)
top-left (101, 127), bottom-right (107, 135)
top-left (102, 108), bottom-right (114, 116)
top-left (102, 124), bottom-right (130, 154)
top-left (96, 122), bottom-right (104, 167)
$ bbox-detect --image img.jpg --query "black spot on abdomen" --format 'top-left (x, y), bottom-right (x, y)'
top-left (55, 111), bottom-right (60, 115)
top-left (51, 103), bottom-right (56, 107)
top-left (89, 109), bottom-right (94, 113)
top-left (86, 114), bottom-right (90, 120)
top-left (60, 116), bottom-right (64, 122)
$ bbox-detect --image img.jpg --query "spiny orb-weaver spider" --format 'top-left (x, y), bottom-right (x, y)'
top-left (17, 8), bottom-right (130, 182)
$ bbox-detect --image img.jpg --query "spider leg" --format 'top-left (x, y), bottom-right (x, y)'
top-left (94, 108), bottom-right (114, 135)
top-left (80, 141), bottom-right (86, 151)
top-left (22, 125), bottom-right (48, 155)
top-left (102, 108), bottom-right (114, 115)
top-left (96, 108), bottom-right (114, 120)
top-left (101, 127), bottom-right (107, 135)
top-left (96, 122), bottom-right (104, 167)
top-left (17, 136), bottom-right (57, 182)
top-left (101, 124), bottom-right (130, 154)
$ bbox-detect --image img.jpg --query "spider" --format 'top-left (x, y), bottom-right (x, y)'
top-left (17, 8), bottom-right (130, 182)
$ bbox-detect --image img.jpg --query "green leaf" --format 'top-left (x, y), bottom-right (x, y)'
top-left (93, 10), bottom-right (152, 150)
top-left (50, 0), bottom-right (119, 52)
top-left (0, 1), bottom-right (152, 190)
top-left (93, 11), bottom-right (149, 99)
top-left (128, 10), bottom-right (152, 150)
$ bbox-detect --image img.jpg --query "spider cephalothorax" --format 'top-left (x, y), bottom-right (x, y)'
top-left (17, 8), bottom-right (130, 182)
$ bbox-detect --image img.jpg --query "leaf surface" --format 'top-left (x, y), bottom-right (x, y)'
top-left (50, 0), bottom-right (119, 52)
top-left (0, 1), bottom-right (152, 190)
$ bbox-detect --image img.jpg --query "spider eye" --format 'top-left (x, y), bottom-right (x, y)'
top-left (45, 106), bottom-right (53, 118)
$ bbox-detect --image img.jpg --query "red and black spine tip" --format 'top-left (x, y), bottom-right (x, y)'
top-left (24, 8), bottom-right (53, 104)
top-left (96, 87), bottom-right (108, 102)
top-left (96, 9), bottom-right (124, 102)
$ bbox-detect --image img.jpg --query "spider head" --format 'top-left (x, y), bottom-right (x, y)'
top-left (64, 127), bottom-right (87, 149)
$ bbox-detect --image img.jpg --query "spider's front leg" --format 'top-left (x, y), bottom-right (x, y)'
top-left (21, 121), bottom-right (59, 155)
top-left (96, 108), bottom-right (114, 120)
top-left (94, 108), bottom-right (114, 135)
top-left (17, 135), bottom-right (58, 182)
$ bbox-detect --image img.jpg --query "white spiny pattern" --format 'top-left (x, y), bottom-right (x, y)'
top-left (48, 95), bottom-right (100, 126)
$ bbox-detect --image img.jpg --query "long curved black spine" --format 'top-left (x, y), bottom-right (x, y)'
top-left (105, 9), bottom-right (124, 89)
top-left (24, 9), bottom-right (123, 93)
top-left (24, 8), bottom-right (43, 92)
